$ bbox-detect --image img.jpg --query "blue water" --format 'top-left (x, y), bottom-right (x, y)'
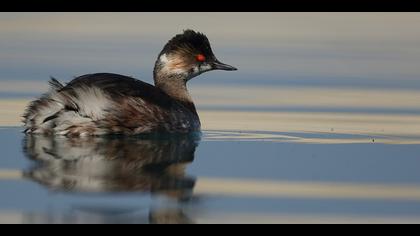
top-left (1, 127), bottom-right (420, 223)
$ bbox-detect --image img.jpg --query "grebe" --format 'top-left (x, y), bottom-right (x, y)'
top-left (23, 29), bottom-right (237, 136)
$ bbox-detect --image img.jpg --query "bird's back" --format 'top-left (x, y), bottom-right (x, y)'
top-left (63, 73), bottom-right (173, 108)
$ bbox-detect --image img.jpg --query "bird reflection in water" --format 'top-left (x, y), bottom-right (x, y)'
top-left (22, 134), bottom-right (201, 224)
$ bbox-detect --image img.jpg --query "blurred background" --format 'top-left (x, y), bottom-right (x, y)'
top-left (1, 13), bottom-right (420, 135)
top-left (1, 13), bottom-right (420, 87)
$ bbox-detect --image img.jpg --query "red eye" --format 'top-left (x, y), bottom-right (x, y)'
top-left (196, 54), bottom-right (206, 62)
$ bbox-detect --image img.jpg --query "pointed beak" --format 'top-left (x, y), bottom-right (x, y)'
top-left (212, 60), bottom-right (237, 71)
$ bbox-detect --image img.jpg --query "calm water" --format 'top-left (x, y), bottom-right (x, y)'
top-left (1, 13), bottom-right (420, 223)
top-left (1, 128), bottom-right (420, 223)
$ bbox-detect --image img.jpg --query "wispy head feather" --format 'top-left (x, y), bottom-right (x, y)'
top-left (159, 29), bottom-right (214, 58)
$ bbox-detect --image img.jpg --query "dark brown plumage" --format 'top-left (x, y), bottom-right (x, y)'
top-left (23, 29), bottom-right (237, 136)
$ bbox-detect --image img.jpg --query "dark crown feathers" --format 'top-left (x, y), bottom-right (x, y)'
top-left (160, 29), bottom-right (214, 57)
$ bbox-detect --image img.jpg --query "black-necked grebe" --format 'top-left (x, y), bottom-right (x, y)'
top-left (23, 29), bottom-right (237, 136)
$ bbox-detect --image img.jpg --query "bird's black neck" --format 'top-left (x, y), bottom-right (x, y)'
top-left (154, 69), bottom-right (197, 115)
